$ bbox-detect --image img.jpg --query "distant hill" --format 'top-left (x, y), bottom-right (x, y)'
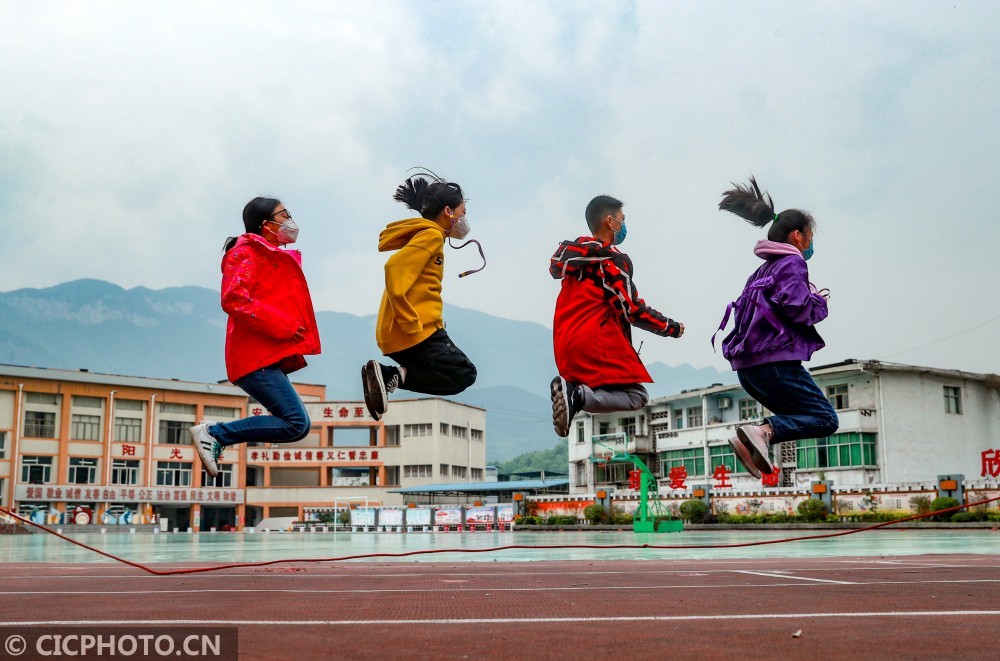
top-left (0, 279), bottom-right (733, 460)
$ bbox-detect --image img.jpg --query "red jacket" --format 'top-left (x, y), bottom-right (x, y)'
top-left (221, 234), bottom-right (321, 383)
top-left (550, 237), bottom-right (680, 386)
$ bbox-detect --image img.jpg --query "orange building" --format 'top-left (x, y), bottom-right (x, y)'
top-left (1, 365), bottom-right (486, 530)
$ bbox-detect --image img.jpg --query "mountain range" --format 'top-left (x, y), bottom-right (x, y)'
top-left (0, 279), bottom-right (733, 461)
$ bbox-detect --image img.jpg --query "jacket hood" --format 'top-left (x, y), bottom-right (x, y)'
top-left (754, 239), bottom-right (803, 260)
top-left (232, 233), bottom-right (301, 265)
top-left (550, 236), bottom-right (616, 280)
top-left (379, 217), bottom-right (445, 252)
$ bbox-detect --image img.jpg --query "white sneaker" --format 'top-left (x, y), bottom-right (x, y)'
top-left (189, 422), bottom-right (220, 478)
top-left (727, 436), bottom-right (761, 479)
top-left (736, 424), bottom-right (775, 475)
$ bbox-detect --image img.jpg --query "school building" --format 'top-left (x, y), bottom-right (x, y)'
top-left (569, 359), bottom-right (1000, 494)
top-left (0, 364), bottom-right (486, 530)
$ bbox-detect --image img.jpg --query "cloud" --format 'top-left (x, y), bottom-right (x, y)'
top-left (1, 0), bottom-right (998, 376)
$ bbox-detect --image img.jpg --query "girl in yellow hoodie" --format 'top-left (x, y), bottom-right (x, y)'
top-left (362, 173), bottom-right (478, 420)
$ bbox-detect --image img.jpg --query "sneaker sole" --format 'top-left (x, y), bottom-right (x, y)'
top-left (727, 436), bottom-right (761, 479)
top-left (550, 376), bottom-right (570, 437)
top-left (362, 360), bottom-right (386, 421)
top-left (736, 427), bottom-right (776, 474)
top-left (189, 425), bottom-right (219, 478)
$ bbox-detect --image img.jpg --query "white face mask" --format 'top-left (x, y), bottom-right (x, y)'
top-left (451, 216), bottom-right (470, 240)
top-left (273, 218), bottom-right (299, 244)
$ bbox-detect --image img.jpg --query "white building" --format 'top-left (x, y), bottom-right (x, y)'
top-left (569, 360), bottom-right (1000, 493)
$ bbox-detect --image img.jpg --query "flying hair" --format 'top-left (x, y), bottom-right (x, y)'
top-left (718, 176), bottom-right (774, 228)
top-left (393, 167), bottom-right (463, 220)
top-left (719, 176), bottom-right (815, 243)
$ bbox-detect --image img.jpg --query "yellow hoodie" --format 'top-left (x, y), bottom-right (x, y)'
top-left (376, 217), bottom-right (448, 354)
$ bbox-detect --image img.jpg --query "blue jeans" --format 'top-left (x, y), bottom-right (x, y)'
top-left (209, 365), bottom-right (311, 447)
top-left (737, 361), bottom-right (839, 444)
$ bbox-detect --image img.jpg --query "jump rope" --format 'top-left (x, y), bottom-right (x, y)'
top-left (2, 495), bottom-right (998, 577)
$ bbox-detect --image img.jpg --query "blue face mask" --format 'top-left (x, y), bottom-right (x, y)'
top-left (613, 222), bottom-right (627, 246)
top-left (802, 240), bottom-right (814, 261)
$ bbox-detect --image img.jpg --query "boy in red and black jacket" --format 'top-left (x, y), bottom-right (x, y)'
top-left (549, 195), bottom-right (684, 437)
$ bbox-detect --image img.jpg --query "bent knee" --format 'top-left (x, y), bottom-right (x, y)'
top-left (629, 391), bottom-right (649, 410)
top-left (285, 412), bottom-right (311, 441)
top-left (820, 413), bottom-right (840, 437)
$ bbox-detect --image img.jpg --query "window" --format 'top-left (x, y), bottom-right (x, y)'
top-left (26, 392), bottom-right (58, 405)
top-left (115, 399), bottom-right (144, 411)
top-left (158, 420), bottom-right (189, 445)
top-left (471, 429), bottom-right (484, 442)
top-left (710, 445), bottom-right (745, 474)
top-left (660, 448), bottom-right (704, 477)
top-left (24, 411), bottom-right (56, 438)
top-left (403, 464), bottom-right (432, 478)
top-left (827, 384), bottom-right (849, 410)
top-left (944, 386), bottom-right (962, 415)
top-left (159, 403), bottom-right (196, 415)
top-left (21, 456), bottom-right (53, 484)
top-left (204, 406), bottom-right (238, 419)
top-left (156, 461), bottom-right (192, 486)
top-left (796, 433), bottom-right (877, 469)
top-left (0, 431), bottom-right (6, 459)
top-left (384, 466), bottom-right (400, 486)
top-left (686, 407), bottom-right (703, 428)
top-left (68, 458), bottom-right (98, 484)
top-left (452, 465), bottom-right (468, 479)
top-left (595, 462), bottom-right (629, 484)
top-left (598, 421), bottom-right (610, 436)
top-left (112, 460), bottom-right (139, 485)
top-left (73, 396), bottom-right (103, 409)
top-left (452, 426), bottom-right (467, 439)
top-left (440, 423), bottom-right (450, 436)
top-left (471, 468), bottom-right (483, 480)
top-left (203, 464), bottom-right (233, 488)
top-left (673, 410), bottom-right (684, 430)
top-left (71, 414), bottom-right (101, 441)
top-left (384, 425), bottom-right (400, 446)
top-left (739, 399), bottom-right (759, 421)
top-left (115, 417), bottom-right (142, 443)
top-left (440, 464), bottom-right (449, 477)
top-left (403, 424), bottom-right (432, 438)
top-left (576, 422), bottom-right (585, 444)
top-left (574, 461), bottom-right (589, 487)
top-left (619, 417), bottom-right (637, 438)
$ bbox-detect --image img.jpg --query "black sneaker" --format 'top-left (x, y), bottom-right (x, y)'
top-left (381, 364), bottom-right (402, 394)
top-left (550, 376), bottom-right (583, 437)
top-left (362, 360), bottom-right (388, 421)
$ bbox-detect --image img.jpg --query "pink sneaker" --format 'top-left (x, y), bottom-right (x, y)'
top-left (737, 425), bottom-right (775, 475)
top-left (727, 436), bottom-right (761, 479)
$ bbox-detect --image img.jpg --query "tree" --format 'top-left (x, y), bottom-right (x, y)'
top-left (494, 440), bottom-right (569, 475)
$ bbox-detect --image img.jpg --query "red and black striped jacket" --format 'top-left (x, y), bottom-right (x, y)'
top-left (550, 237), bottom-right (680, 386)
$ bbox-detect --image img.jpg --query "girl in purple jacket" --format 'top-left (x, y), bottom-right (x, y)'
top-left (715, 177), bottom-right (839, 478)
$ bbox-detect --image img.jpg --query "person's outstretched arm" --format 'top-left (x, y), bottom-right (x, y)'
top-left (602, 255), bottom-right (683, 337)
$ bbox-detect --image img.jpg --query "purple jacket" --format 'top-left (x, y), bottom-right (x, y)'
top-left (715, 240), bottom-right (828, 370)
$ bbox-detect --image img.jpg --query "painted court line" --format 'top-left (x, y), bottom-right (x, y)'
top-left (731, 570), bottom-right (856, 584)
top-left (12, 563), bottom-right (994, 581)
top-left (9, 611), bottom-right (1000, 627)
top-left (7, 577), bottom-right (1000, 596)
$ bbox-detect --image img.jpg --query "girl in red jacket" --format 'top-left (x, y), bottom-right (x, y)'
top-left (549, 195), bottom-right (684, 437)
top-left (189, 197), bottom-right (321, 478)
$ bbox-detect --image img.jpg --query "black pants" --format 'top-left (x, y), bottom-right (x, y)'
top-left (388, 328), bottom-right (477, 396)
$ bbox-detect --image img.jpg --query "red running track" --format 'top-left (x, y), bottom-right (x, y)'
top-left (2, 554), bottom-right (999, 660)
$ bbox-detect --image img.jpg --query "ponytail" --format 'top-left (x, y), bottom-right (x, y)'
top-left (224, 196), bottom-right (281, 253)
top-left (719, 176), bottom-right (814, 243)
top-left (393, 168), bottom-right (464, 220)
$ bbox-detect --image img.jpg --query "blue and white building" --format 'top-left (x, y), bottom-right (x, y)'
top-left (569, 360), bottom-right (1000, 493)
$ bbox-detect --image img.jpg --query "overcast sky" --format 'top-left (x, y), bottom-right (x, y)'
top-left (3, 1), bottom-right (998, 376)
